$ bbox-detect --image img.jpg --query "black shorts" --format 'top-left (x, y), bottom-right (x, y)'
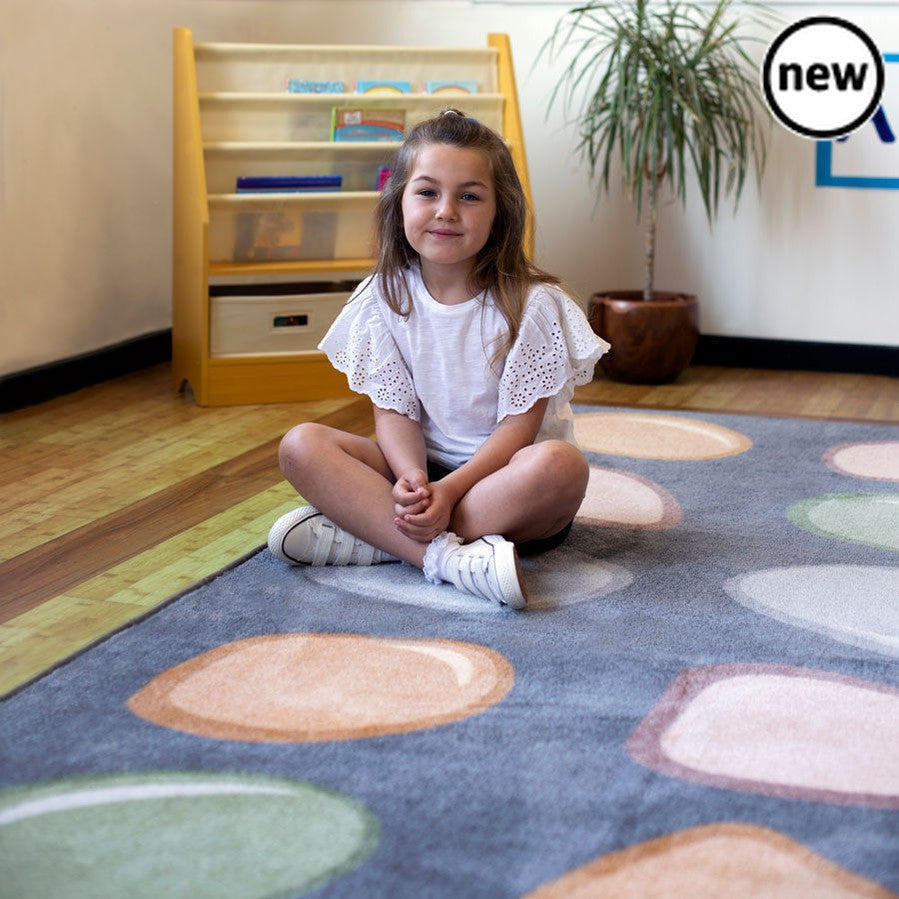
top-left (426, 459), bottom-right (574, 557)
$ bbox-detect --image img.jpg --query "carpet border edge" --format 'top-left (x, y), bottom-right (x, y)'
top-left (0, 543), bottom-right (267, 703)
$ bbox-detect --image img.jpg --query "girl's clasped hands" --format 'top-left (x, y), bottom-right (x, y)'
top-left (392, 471), bottom-right (451, 543)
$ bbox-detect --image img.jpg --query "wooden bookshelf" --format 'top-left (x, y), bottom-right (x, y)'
top-left (171, 29), bottom-right (532, 405)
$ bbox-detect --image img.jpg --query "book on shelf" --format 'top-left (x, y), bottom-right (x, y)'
top-left (287, 79), bottom-right (345, 93)
top-left (425, 80), bottom-right (479, 95)
top-left (236, 175), bottom-right (342, 193)
top-left (331, 108), bottom-right (405, 142)
top-left (376, 166), bottom-right (393, 191)
top-left (356, 80), bottom-right (412, 95)
top-left (233, 210), bottom-right (337, 262)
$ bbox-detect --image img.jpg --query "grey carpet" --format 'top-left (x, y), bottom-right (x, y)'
top-left (1, 408), bottom-right (896, 898)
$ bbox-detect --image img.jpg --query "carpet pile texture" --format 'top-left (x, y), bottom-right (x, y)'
top-left (1, 408), bottom-right (897, 898)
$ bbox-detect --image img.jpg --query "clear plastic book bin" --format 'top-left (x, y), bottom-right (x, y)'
top-left (207, 194), bottom-right (377, 264)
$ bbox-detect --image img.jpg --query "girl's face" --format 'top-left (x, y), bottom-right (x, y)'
top-left (401, 143), bottom-right (497, 289)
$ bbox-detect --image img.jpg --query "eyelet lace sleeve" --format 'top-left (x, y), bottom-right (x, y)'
top-left (318, 285), bottom-right (420, 420)
top-left (497, 286), bottom-right (610, 421)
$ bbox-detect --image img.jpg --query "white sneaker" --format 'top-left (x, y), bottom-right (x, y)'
top-left (428, 533), bottom-right (528, 610)
top-left (268, 506), bottom-right (398, 566)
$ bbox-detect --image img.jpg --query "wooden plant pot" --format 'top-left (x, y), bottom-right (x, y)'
top-left (589, 291), bottom-right (699, 384)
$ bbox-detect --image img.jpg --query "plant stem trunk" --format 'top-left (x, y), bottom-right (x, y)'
top-left (643, 168), bottom-right (659, 301)
top-left (643, 201), bottom-right (656, 301)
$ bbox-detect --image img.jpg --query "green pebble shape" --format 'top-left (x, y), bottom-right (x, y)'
top-left (0, 771), bottom-right (379, 899)
top-left (787, 492), bottom-right (899, 552)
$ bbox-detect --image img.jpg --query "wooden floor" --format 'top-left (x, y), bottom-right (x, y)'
top-left (1, 363), bottom-right (896, 695)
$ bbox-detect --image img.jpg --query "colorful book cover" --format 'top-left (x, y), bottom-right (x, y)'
top-left (236, 175), bottom-right (342, 193)
top-left (425, 80), bottom-right (479, 95)
top-left (331, 108), bottom-right (405, 143)
top-left (375, 166), bottom-right (393, 191)
top-left (356, 80), bottom-right (412, 95)
top-left (287, 79), bottom-right (345, 93)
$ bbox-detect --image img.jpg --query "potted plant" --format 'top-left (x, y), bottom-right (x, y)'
top-left (541, 0), bottom-right (770, 382)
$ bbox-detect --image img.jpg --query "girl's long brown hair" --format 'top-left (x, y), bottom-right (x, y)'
top-left (373, 109), bottom-right (559, 363)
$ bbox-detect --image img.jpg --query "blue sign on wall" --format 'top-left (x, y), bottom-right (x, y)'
top-left (816, 54), bottom-right (898, 189)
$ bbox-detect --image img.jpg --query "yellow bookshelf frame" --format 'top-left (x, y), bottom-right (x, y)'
top-left (172, 28), bottom-right (532, 406)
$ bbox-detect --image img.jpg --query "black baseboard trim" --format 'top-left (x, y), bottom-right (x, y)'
top-left (693, 335), bottom-right (898, 378)
top-left (0, 330), bottom-right (172, 413)
top-left (1, 330), bottom-right (895, 413)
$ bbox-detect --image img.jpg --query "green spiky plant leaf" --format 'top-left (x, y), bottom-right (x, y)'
top-left (542, 0), bottom-right (771, 299)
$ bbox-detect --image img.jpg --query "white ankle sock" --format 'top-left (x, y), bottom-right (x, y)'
top-left (422, 531), bottom-right (462, 585)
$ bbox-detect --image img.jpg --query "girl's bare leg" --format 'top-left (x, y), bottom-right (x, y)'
top-left (448, 440), bottom-right (589, 544)
top-left (277, 422), bottom-right (427, 568)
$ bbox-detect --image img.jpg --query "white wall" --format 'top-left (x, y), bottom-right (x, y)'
top-left (1, 0), bottom-right (897, 377)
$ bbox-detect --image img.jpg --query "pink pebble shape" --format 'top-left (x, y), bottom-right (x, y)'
top-left (576, 465), bottom-right (682, 529)
top-left (823, 442), bottom-right (899, 482)
top-left (628, 663), bottom-right (899, 807)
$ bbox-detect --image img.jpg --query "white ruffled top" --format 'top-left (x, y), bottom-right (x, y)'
top-left (319, 264), bottom-right (610, 468)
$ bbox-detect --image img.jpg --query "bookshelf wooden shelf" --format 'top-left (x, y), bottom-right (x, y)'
top-left (172, 27), bottom-right (532, 406)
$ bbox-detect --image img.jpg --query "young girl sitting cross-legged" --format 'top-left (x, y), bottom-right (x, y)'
top-left (268, 108), bottom-right (609, 609)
